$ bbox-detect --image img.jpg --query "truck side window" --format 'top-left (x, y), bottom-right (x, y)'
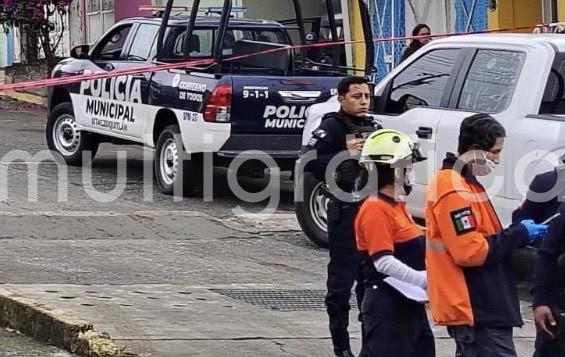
top-left (127, 24), bottom-right (159, 61)
top-left (540, 59), bottom-right (565, 114)
top-left (171, 29), bottom-right (213, 58)
top-left (385, 49), bottom-right (460, 114)
top-left (458, 50), bottom-right (525, 113)
top-left (93, 24), bottom-right (133, 61)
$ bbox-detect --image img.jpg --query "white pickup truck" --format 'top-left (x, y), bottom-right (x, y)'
top-left (295, 33), bottom-right (565, 247)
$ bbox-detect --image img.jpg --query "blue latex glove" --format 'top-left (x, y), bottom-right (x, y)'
top-left (520, 219), bottom-right (548, 243)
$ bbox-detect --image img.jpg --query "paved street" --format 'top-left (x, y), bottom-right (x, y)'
top-left (0, 106), bottom-right (536, 356)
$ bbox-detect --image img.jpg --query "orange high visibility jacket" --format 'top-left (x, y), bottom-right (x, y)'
top-left (425, 153), bottom-right (529, 327)
top-left (355, 193), bottom-right (425, 270)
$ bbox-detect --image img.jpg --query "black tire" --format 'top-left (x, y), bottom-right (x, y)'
top-left (154, 124), bottom-right (203, 197)
top-left (46, 102), bottom-right (99, 165)
top-left (294, 171), bottom-right (329, 248)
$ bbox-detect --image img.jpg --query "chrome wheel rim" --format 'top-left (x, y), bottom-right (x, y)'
top-left (310, 181), bottom-right (329, 232)
top-left (160, 138), bottom-right (179, 186)
top-left (53, 114), bottom-right (81, 156)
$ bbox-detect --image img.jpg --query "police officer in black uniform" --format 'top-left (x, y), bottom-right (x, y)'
top-left (304, 76), bottom-right (379, 357)
top-left (532, 202), bottom-right (565, 357)
top-left (512, 160), bottom-right (565, 224)
top-left (512, 160), bottom-right (565, 356)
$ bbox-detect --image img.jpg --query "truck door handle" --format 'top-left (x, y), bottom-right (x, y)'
top-left (416, 127), bottom-right (433, 139)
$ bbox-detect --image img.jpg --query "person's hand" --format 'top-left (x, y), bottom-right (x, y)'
top-left (346, 138), bottom-right (364, 154)
top-left (534, 305), bottom-right (557, 338)
top-left (520, 219), bottom-right (548, 243)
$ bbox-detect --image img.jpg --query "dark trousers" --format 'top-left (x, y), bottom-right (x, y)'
top-left (534, 333), bottom-right (565, 357)
top-left (361, 285), bottom-right (435, 357)
top-left (325, 200), bottom-right (363, 354)
top-left (447, 325), bottom-right (516, 357)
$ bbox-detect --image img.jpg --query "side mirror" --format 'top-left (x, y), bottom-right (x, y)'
top-left (401, 94), bottom-right (428, 110)
top-left (71, 45), bottom-right (90, 59)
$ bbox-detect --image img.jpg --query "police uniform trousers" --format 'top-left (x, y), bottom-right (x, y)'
top-left (534, 302), bottom-right (565, 357)
top-left (361, 283), bottom-right (434, 357)
top-left (534, 334), bottom-right (565, 357)
top-left (325, 199), bottom-right (364, 353)
top-left (534, 294), bottom-right (565, 357)
top-left (447, 325), bottom-right (517, 357)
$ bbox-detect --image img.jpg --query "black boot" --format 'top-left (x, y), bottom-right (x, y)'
top-left (334, 350), bottom-right (355, 357)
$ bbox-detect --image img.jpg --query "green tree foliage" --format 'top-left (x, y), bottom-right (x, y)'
top-left (0, 0), bottom-right (73, 62)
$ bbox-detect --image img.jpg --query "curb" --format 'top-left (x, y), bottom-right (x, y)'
top-left (0, 91), bottom-right (47, 107)
top-left (0, 288), bottom-right (136, 357)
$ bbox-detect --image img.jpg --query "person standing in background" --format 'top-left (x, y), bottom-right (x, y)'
top-left (400, 24), bottom-right (431, 63)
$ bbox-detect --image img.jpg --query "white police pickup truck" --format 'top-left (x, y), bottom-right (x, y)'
top-left (296, 33), bottom-right (565, 247)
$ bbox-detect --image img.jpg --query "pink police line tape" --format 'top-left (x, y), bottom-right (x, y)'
top-left (0, 24), bottom-right (540, 93)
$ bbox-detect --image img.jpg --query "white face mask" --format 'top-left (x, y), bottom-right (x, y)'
top-left (405, 168), bottom-right (416, 187)
top-left (472, 151), bottom-right (497, 176)
top-left (393, 167), bottom-right (415, 197)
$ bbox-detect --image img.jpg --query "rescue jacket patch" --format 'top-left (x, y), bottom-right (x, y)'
top-left (450, 207), bottom-right (476, 235)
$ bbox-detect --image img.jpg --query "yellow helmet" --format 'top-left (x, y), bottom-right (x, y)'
top-left (359, 129), bottom-right (426, 165)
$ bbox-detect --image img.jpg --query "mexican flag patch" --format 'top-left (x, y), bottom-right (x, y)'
top-left (450, 207), bottom-right (476, 234)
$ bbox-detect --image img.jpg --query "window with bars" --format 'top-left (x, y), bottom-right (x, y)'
top-left (88, 0), bottom-right (100, 13)
top-left (88, 0), bottom-right (113, 13)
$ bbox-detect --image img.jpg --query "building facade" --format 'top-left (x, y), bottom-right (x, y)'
top-left (3, 0), bottom-right (565, 76)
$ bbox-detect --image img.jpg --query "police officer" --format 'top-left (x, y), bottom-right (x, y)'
top-left (511, 159), bottom-right (565, 356)
top-left (304, 76), bottom-right (379, 357)
top-left (354, 129), bottom-right (434, 357)
top-left (532, 202), bottom-right (565, 357)
top-left (512, 157), bottom-right (565, 224)
top-left (424, 113), bottom-right (548, 356)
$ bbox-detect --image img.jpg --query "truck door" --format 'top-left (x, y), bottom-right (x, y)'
top-left (74, 22), bottom-right (158, 140)
top-left (372, 48), bottom-right (465, 216)
top-left (438, 48), bottom-right (530, 226)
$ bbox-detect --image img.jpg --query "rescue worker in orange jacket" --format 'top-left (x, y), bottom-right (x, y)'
top-left (425, 113), bottom-right (548, 356)
top-left (355, 129), bottom-right (434, 357)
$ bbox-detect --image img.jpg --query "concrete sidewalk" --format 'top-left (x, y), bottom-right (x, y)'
top-left (0, 283), bottom-right (536, 357)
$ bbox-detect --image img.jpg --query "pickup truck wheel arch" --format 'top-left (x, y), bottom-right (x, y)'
top-left (154, 124), bottom-right (203, 197)
top-left (153, 109), bottom-right (179, 148)
top-left (294, 172), bottom-right (329, 248)
top-left (45, 102), bottom-right (99, 166)
top-left (50, 88), bottom-right (72, 109)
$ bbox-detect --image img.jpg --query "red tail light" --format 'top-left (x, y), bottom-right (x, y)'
top-left (204, 83), bottom-right (232, 123)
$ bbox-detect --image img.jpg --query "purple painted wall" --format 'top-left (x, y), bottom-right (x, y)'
top-left (114, 0), bottom-right (152, 21)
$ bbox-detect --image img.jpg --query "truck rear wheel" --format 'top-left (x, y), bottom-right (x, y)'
top-left (46, 102), bottom-right (99, 165)
top-left (154, 125), bottom-right (203, 197)
top-left (294, 172), bottom-right (329, 248)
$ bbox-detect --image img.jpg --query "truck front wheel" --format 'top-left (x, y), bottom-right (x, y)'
top-left (46, 102), bottom-right (99, 165)
top-left (294, 172), bottom-right (329, 248)
top-left (154, 125), bottom-right (203, 197)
